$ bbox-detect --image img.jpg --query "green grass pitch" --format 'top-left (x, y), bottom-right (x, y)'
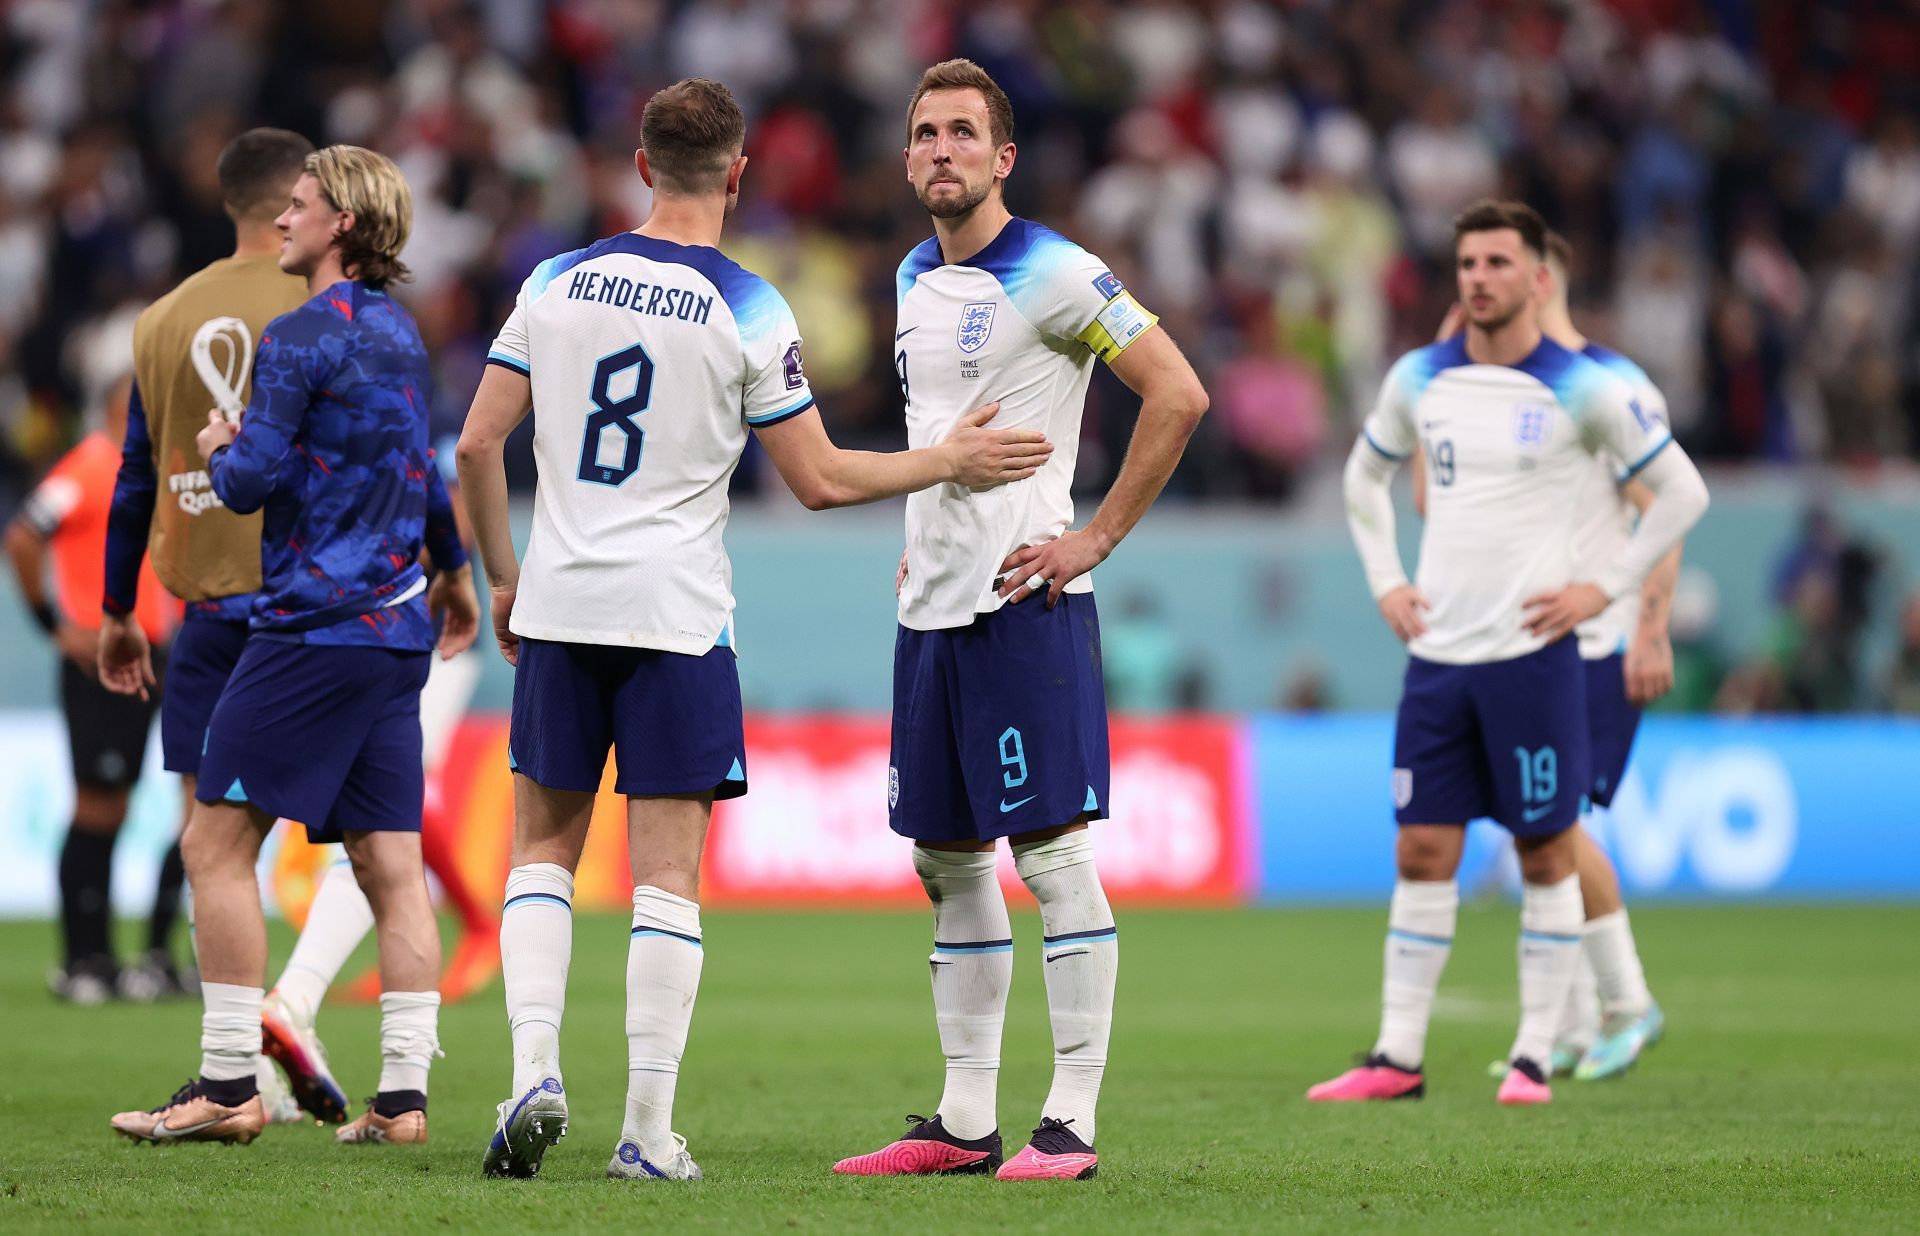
top-left (2, 905), bottom-right (1915, 1233)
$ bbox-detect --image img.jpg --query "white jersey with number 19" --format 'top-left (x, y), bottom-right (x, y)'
top-left (486, 233), bottom-right (814, 655)
top-left (1360, 334), bottom-right (1673, 666)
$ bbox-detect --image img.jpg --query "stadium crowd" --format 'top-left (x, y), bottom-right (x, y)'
top-left (2, 0), bottom-right (1917, 711)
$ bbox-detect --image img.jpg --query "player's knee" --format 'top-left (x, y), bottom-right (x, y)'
top-left (1395, 827), bottom-right (1461, 880)
top-left (1514, 828), bottom-right (1578, 884)
top-left (69, 786), bottom-right (129, 832)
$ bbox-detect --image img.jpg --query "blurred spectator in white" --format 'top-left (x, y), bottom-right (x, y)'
top-left (1387, 84), bottom-right (1497, 259)
top-left (1079, 107), bottom-right (1217, 314)
top-left (1846, 111), bottom-right (1920, 257)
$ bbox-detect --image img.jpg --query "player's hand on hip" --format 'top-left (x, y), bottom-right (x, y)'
top-left (195, 409), bottom-right (237, 461)
top-left (429, 563), bottom-right (481, 661)
top-left (942, 401), bottom-right (1053, 487)
top-left (1624, 626), bottom-right (1675, 705)
top-left (96, 613), bottom-right (156, 700)
top-left (489, 584), bottom-right (520, 667)
top-left (895, 548), bottom-right (909, 597)
top-left (996, 529), bottom-right (1110, 608)
top-left (1377, 584), bottom-right (1431, 642)
top-left (1522, 582), bottom-right (1609, 642)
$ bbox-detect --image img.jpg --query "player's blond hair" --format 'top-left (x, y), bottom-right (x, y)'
top-left (304, 145), bottom-right (412, 290)
top-left (906, 59), bottom-right (1015, 149)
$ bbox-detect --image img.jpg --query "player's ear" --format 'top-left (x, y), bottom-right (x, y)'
top-left (634, 148), bottom-right (655, 188)
top-left (727, 154), bottom-right (748, 197)
top-left (994, 141), bottom-right (1016, 183)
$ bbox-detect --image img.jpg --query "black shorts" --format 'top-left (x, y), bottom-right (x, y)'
top-left (61, 655), bottom-right (162, 790)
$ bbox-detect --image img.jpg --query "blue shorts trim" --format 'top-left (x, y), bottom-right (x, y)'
top-left (509, 639), bottom-right (746, 799)
top-left (1583, 653), bottom-right (1643, 807)
top-left (889, 592), bottom-right (1110, 843)
top-left (160, 615), bottom-right (251, 775)
top-left (197, 640), bottom-right (430, 843)
top-left (1392, 639), bottom-right (1590, 835)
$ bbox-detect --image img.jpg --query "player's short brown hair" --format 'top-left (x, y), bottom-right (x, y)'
top-left (906, 59), bottom-right (1015, 149)
top-left (1452, 199), bottom-right (1549, 260)
top-left (218, 127), bottom-right (313, 222)
top-left (305, 145), bottom-right (412, 291)
top-left (1546, 230), bottom-right (1573, 271)
top-left (641, 78), bottom-right (747, 193)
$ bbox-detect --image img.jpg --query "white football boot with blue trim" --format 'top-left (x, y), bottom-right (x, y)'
top-left (483, 1077), bottom-right (569, 1178)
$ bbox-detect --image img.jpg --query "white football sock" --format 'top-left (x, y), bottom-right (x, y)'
top-left (1556, 952), bottom-right (1602, 1051)
top-left (273, 856), bottom-right (373, 1026)
top-left (1584, 908), bottom-right (1653, 1019)
top-left (622, 885), bottom-right (704, 1162)
top-left (1373, 879), bottom-right (1457, 1070)
top-left (913, 845), bottom-right (1012, 1143)
top-left (200, 981), bottom-right (265, 1082)
top-left (1014, 832), bottom-right (1117, 1146)
top-left (376, 990), bottom-right (442, 1094)
top-left (501, 863), bottom-right (573, 1095)
top-left (1509, 873), bottom-right (1585, 1068)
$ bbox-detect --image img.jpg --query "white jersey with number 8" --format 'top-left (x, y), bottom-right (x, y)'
top-left (487, 232), bottom-right (814, 655)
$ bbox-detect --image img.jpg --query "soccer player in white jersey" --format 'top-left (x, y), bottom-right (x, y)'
top-left (456, 78), bottom-right (1053, 1183)
top-left (1311, 201), bottom-right (1707, 1106)
top-left (832, 60), bottom-right (1208, 1181)
top-left (1419, 233), bottom-right (1681, 1084)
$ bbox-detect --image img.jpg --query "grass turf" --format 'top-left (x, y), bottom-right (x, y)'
top-left (0, 905), bottom-right (1915, 1233)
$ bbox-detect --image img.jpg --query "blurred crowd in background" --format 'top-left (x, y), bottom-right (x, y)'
top-left (2, 0), bottom-right (1918, 712)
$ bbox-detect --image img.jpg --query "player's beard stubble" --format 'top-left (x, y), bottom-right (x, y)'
top-left (917, 173), bottom-right (992, 219)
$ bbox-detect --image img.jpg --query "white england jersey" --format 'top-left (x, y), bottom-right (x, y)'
top-left (893, 218), bottom-right (1157, 630)
top-left (1569, 342), bottom-right (1671, 660)
top-left (1362, 334), bottom-right (1674, 665)
top-left (487, 232), bottom-right (814, 654)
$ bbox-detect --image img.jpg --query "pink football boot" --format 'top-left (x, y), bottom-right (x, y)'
top-left (1496, 1058), bottom-right (1552, 1105)
top-left (997, 1118), bottom-right (1098, 1181)
top-left (1306, 1054), bottom-right (1426, 1102)
top-left (832, 1114), bottom-right (1002, 1176)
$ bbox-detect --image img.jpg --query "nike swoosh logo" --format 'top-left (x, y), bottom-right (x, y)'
top-left (999, 796), bottom-right (1036, 813)
top-left (148, 1115), bottom-right (230, 1139)
top-left (896, 327), bottom-right (918, 340)
top-left (1522, 805), bottom-right (1555, 823)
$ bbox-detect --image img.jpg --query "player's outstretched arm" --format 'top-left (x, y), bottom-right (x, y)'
top-left (755, 402), bottom-right (1051, 510)
top-left (1525, 442), bottom-right (1708, 641)
top-left (454, 363), bottom-right (534, 666)
top-left (996, 327), bottom-right (1208, 606)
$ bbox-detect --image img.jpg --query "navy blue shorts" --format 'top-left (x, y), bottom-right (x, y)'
top-left (160, 616), bottom-right (250, 775)
top-left (1584, 653), bottom-right (1642, 808)
top-left (1392, 638), bottom-right (1590, 836)
top-left (889, 592), bottom-right (1110, 843)
top-left (509, 638), bottom-right (747, 799)
top-left (197, 639), bottom-right (431, 843)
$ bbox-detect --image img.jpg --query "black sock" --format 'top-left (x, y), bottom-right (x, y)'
top-left (147, 841), bottom-right (187, 956)
top-left (200, 1074), bottom-right (258, 1107)
top-left (58, 825), bottom-right (117, 970)
top-left (373, 1089), bottom-right (427, 1118)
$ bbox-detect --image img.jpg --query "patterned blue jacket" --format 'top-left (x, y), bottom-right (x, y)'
top-left (209, 280), bottom-right (466, 649)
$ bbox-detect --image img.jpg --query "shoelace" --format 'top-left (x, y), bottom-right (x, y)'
top-left (149, 1078), bottom-right (201, 1114)
top-left (1028, 1116), bottom-right (1085, 1154)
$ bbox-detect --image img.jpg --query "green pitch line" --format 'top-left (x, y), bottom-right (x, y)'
top-left (2, 905), bottom-right (1915, 1233)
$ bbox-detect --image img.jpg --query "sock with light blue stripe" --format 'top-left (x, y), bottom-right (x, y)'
top-left (913, 845), bottom-right (1010, 1142)
top-left (623, 885), bottom-right (703, 1164)
top-left (502, 863), bottom-right (573, 1096)
top-left (1511, 873), bottom-right (1584, 1068)
top-left (1014, 831), bottom-right (1117, 1143)
top-left (1373, 879), bottom-right (1458, 1070)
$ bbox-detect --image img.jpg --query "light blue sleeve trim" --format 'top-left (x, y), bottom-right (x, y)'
top-left (1364, 429), bottom-right (1409, 462)
top-left (1618, 433), bottom-right (1673, 481)
top-left (485, 350), bottom-right (530, 374)
top-left (747, 394), bottom-right (815, 427)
